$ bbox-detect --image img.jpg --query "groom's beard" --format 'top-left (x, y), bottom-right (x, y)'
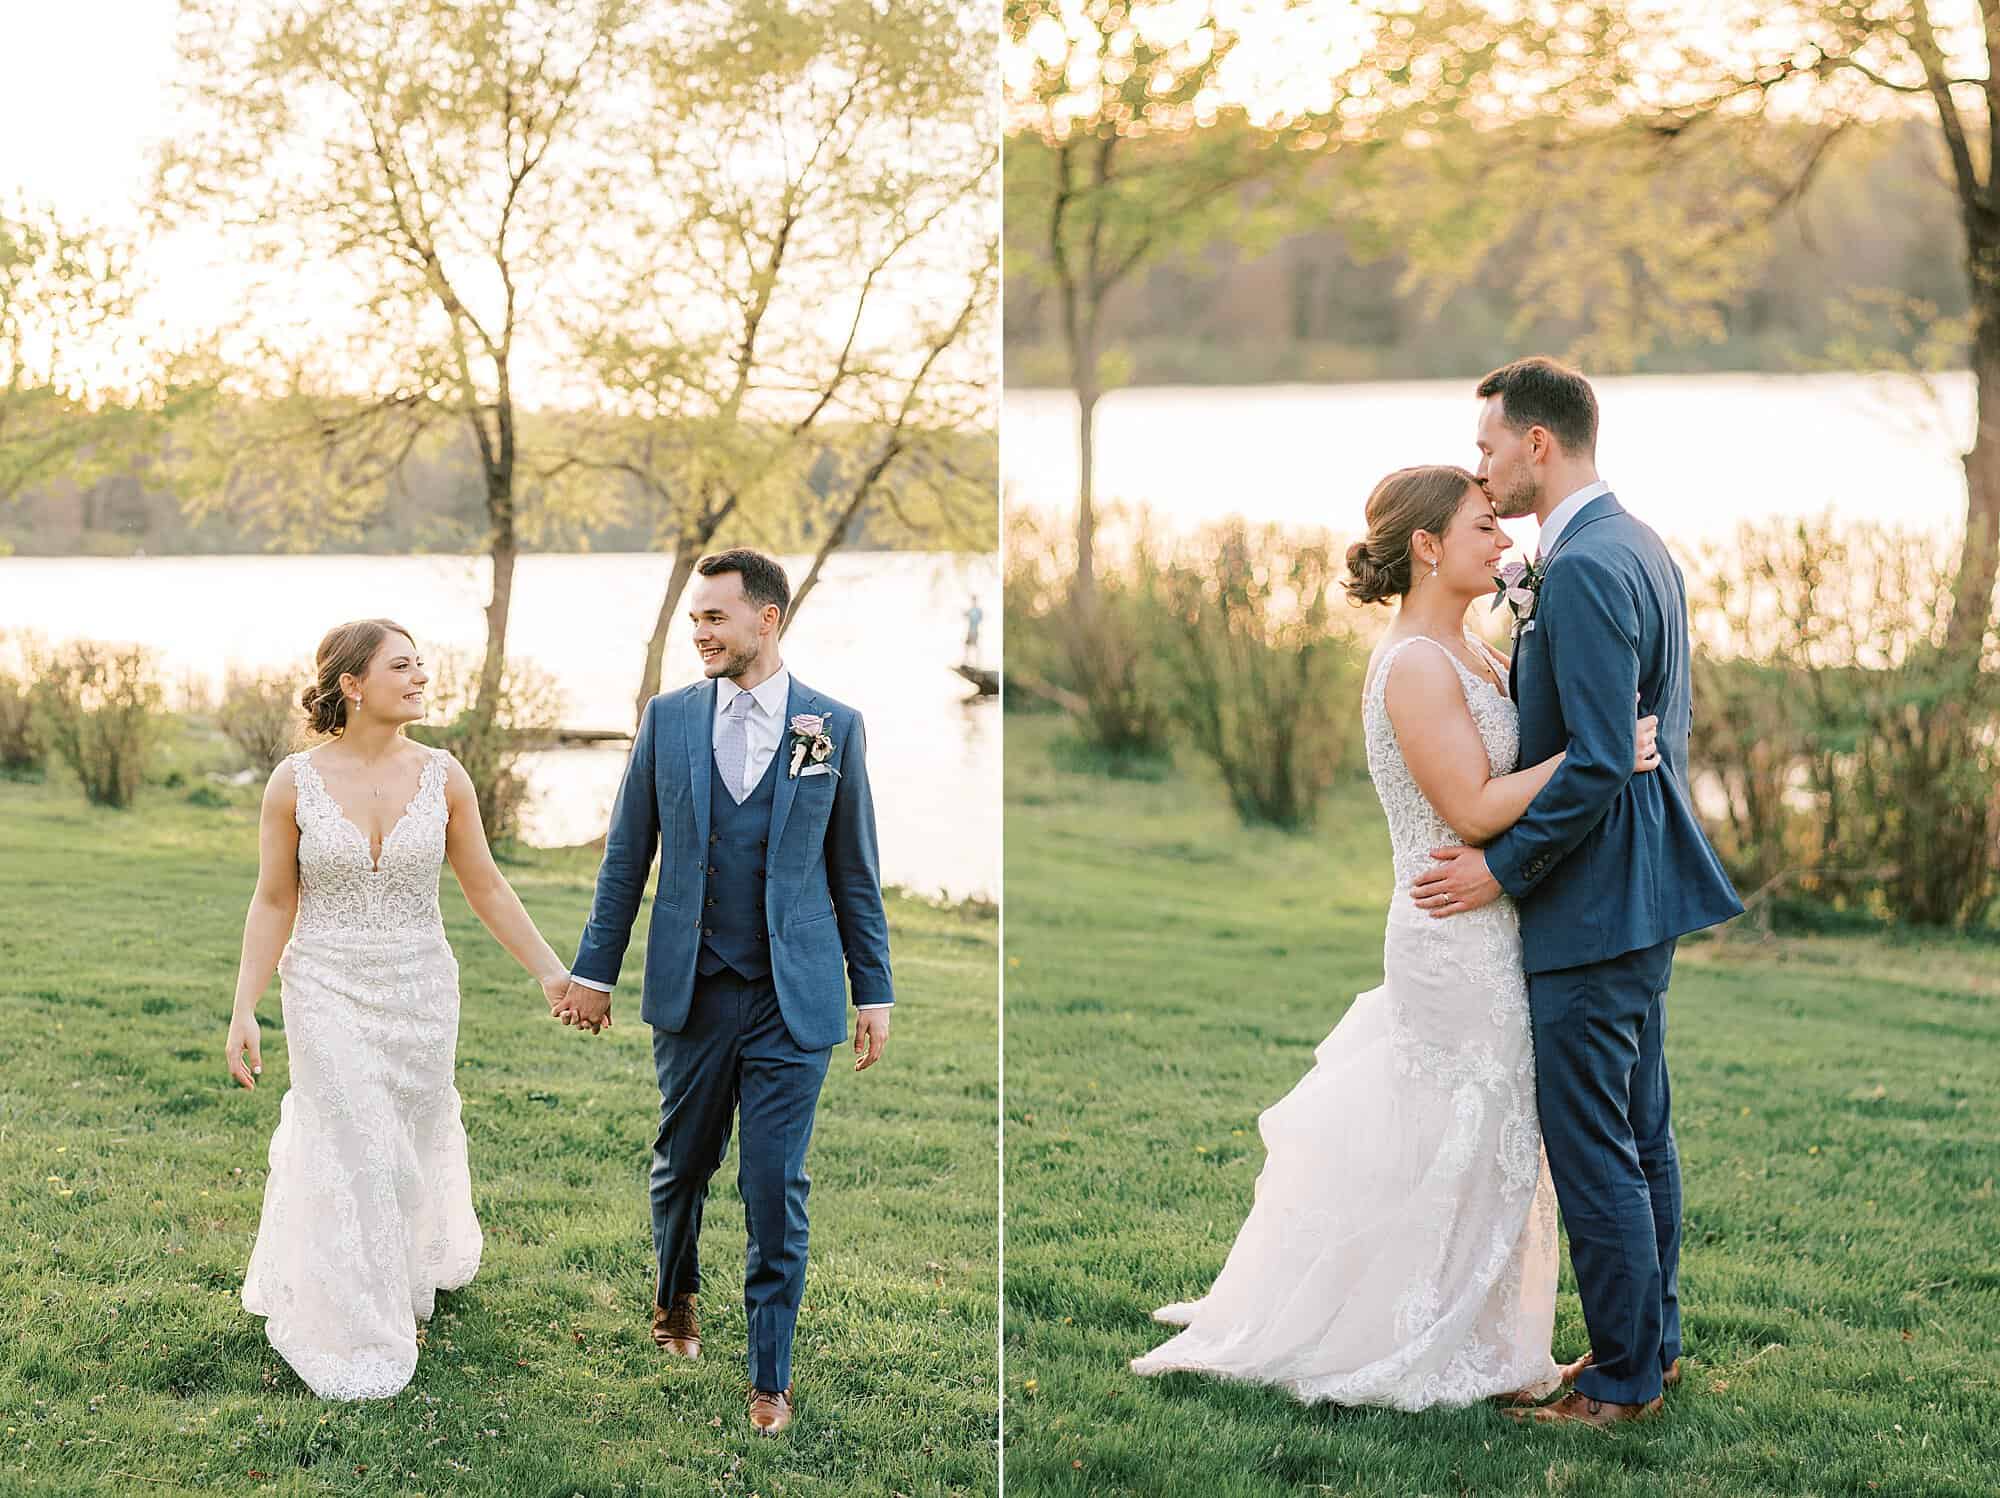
top-left (1487, 472), bottom-right (1539, 520)
top-left (703, 643), bottom-right (761, 679)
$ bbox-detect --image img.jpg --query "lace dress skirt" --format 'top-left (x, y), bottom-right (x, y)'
top-left (242, 922), bottom-right (481, 1400)
top-left (1129, 892), bottom-right (1563, 1410)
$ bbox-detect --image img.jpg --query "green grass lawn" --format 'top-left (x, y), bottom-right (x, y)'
top-left (0, 740), bottom-right (998, 1497)
top-left (1002, 715), bottom-right (2000, 1498)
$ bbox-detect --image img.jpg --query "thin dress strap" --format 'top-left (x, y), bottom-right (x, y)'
top-left (1368, 634), bottom-right (1470, 703)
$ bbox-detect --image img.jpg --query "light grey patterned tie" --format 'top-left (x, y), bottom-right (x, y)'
top-left (716, 690), bottom-right (755, 803)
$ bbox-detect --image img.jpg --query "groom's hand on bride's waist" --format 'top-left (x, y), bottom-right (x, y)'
top-left (1413, 846), bottom-right (1502, 918)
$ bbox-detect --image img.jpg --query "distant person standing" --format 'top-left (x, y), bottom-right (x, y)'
top-left (963, 597), bottom-right (984, 665)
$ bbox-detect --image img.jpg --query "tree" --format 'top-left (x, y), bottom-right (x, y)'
top-left (154, 0), bottom-right (638, 714)
top-left (1369, 0), bottom-right (1998, 654)
top-left (1004, 0), bottom-right (1296, 596)
top-left (552, 0), bottom-right (996, 722)
top-left (783, 241), bottom-right (998, 631)
top-left (0, 202), bottom-right (149, 512)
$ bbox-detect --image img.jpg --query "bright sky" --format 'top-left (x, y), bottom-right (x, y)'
top-left (3, 5), bottom-right (178, 221)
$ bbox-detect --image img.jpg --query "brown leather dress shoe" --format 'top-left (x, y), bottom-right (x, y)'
top-left (747, 1384), bottom-right (794, 1436)
top-left (1505, 1390), bottom-right (1663, 1427)
top-left (651, 1293), bottom-right (700, 1359)
top-left (1662, 1358), bottom-right (1682, 1390)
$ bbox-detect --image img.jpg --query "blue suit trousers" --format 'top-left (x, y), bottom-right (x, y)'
top-left (1529, 938), bottom-right (1682, 1405)
top-left (649, 967), bottom-right (831, 1393)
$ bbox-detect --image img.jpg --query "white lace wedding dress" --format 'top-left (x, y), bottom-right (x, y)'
top-left (242, 746), bottom-right (483, 1400)
top-left (1129, 634), bottom-right (1562, 1410)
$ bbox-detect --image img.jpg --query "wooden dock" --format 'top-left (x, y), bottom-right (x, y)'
top-left (503, 726), bottom-right (634, 750)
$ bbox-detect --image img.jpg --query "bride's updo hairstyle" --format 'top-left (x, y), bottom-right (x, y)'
top-left (1342, 464), bottom-right (1481, 605)
top-left (302, 618), bottom-right (417, 737)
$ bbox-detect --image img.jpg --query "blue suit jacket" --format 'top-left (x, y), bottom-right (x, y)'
top-left (1484, 493), bottom-right (1742, 973)
top-left (571, 675), bottom-right (894, 1052)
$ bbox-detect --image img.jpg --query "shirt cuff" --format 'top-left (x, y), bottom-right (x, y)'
top-left (569, 974), bottom-right (614, 993)
top-left (855, 1002), bottom-right (891, 1010)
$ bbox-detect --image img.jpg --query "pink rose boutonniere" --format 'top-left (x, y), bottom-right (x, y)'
top-left (787, 713), bottom-right (838, 778)
top-left (1491, 556), bottom-right (1546, 638)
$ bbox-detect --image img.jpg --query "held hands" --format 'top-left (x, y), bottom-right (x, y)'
top-left (226, 1012), bottom-right (263, 1090)
top-left (551, 978), bottom-right (613, 1034)
top-left (853, 1008), bottom-right (890, 1072)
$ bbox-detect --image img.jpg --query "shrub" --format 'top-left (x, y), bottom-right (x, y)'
top-left (1686, 517), bottom-right (2000, 928)
top-left (404, 649), bottom-right (565, 845)
top-left (1152, 519), bottom-right (1362, 830)
top-left (0, 664), bottom-right (43, 775)
top-left (1003, 506), bottom-right (1174, 763)
top-left (29, 640), bottom-right (165, 808)
top-left (218, 665), bottom-right (307, 774)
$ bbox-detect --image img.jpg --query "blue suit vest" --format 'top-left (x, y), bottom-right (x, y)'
top-left (698, 744), bottom-right (781, 980)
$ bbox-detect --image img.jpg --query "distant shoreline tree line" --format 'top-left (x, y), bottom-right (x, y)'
top-left (0, 418), bottom-right (994, 561)
top-left (1004, 117), bottom-right (1963, 390)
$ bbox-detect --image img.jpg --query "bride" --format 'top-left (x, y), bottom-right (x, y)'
top-left (222, 619), bottom-right (576, 1400)
top-left (1130, 466), bottom-right (1660, 1410)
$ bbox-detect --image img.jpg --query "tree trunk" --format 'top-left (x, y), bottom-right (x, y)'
top-left (1949, 297), bottom-right (2000, 658)
top-left (480, 516), bottom-right (516, 719)
top-left (634, 495), bottom-right (736, 725)
top-left (1075, 380), bottom-right (1100, 601)
top-left (635, 546), bottom-right (700, 725)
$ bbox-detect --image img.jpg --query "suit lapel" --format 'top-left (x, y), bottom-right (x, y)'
top-left (1514, 491), bottom-right (1622, 711)
top-left (686, 678), bottom-right (717, 847)
top-left (766, 676), bottom-right (815, 857)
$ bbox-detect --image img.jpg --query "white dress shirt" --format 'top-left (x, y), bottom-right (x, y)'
top-left (571, 666), bottom-right (887, 1008)
top-left (1535, 479), bottom-right (1611, 560)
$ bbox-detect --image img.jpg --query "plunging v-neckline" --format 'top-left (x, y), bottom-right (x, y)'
top-left (304, 748), bottom-right (433, 874)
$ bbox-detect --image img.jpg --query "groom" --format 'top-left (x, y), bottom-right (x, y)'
top-left (1414, 357), bottom-right (1742, 1427)
top-left (553, 547), bottom-right (895, 1437)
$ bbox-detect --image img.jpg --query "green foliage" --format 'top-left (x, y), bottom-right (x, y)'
top-left (1003, 714), bottom-right (2000, 1498)
top-left (1002, 507), bottom-right (1173, 759)
top-left (27, 639), bottom-right (164, 809)
top-left (0, 647), bottom-right (44, 775)
top-left (1005, 119), bottom-right (1970, 386)
top-left (1687, 518), bottom-right (2000, 929)
top-left (1150, 520), bottom-right (1362, 830)
top-left (217, 665), bottom-right (307, 775)
top-left (405, 650), bottom-right (565, 846)
top-left (0, 773), bottom-right (997, 1495)
top-left (0, 201), bottom-right (153, 505)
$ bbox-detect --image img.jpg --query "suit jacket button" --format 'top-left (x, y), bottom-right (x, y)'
top-left (759, 838), bottom-right (767, 848)
top-left (710, 833), bottom-right (720, 844)
top-left (703, 927), bottom-right (714, 937)
top-left (705, 897), bottom-right (716, 907)
top-left (707, 864), bottom-right (718, 875)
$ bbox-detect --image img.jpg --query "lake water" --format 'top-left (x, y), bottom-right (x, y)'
top-left (0, 550), bottom-right (999, 900)
top-left (1003, 371), bottom-right (1975, 552)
